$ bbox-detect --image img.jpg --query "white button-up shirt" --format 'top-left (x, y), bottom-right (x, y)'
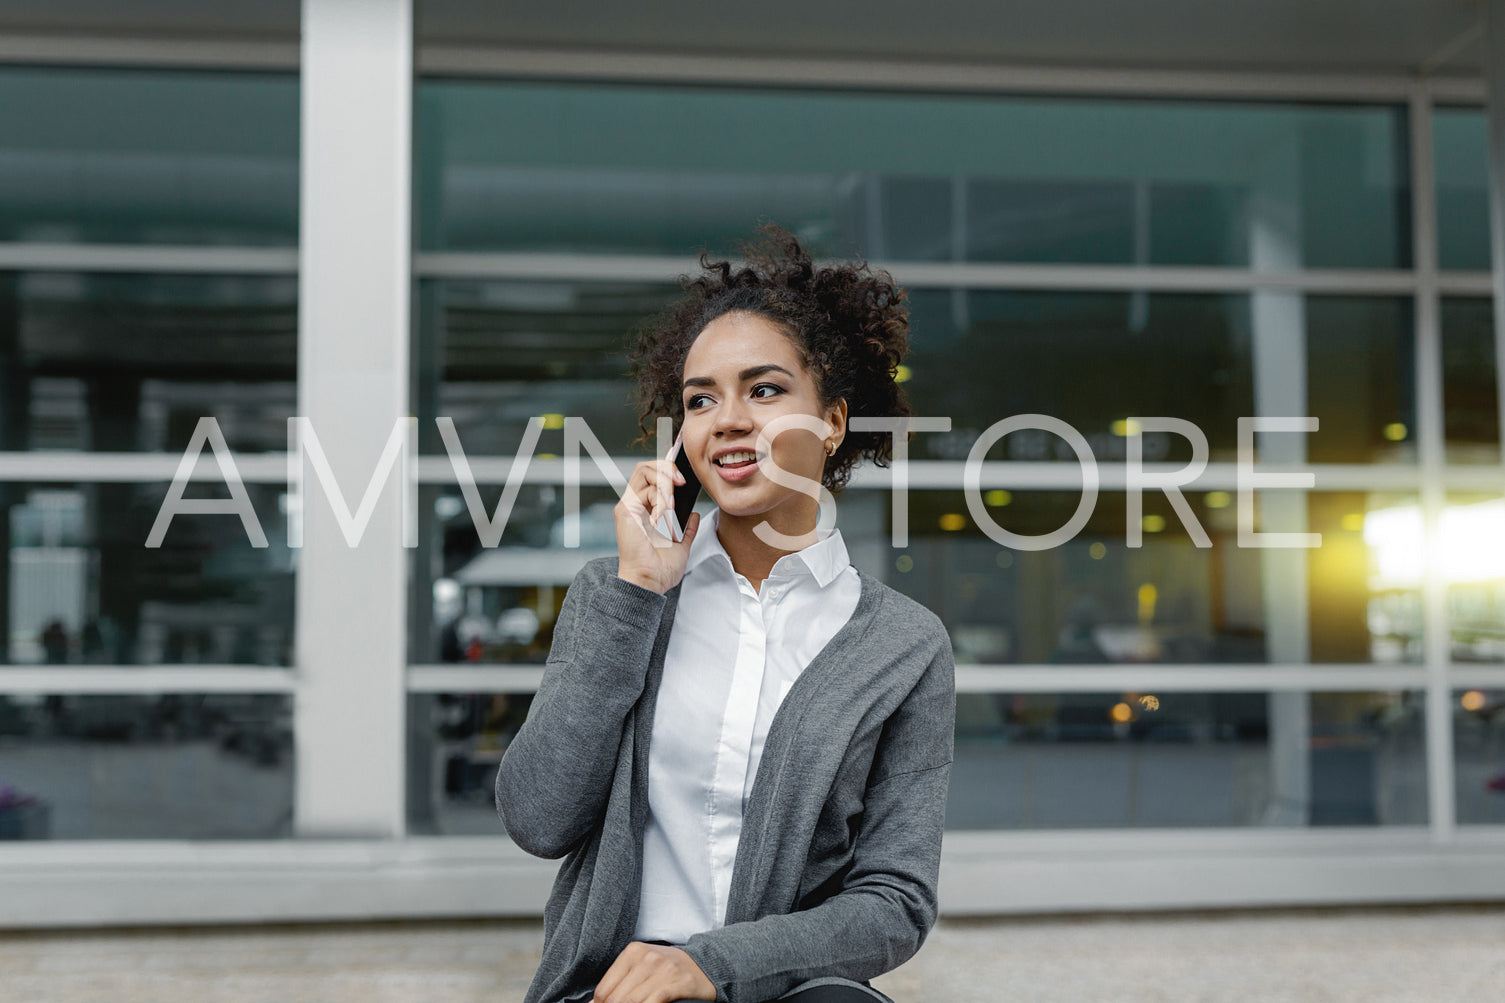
top-left (632, 506), bottom-right (862, 944)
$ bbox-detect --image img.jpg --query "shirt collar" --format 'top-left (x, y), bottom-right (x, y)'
top-left (685, 507), bottom-right (850, 589)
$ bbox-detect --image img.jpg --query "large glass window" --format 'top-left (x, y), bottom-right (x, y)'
top-left (1308, 491), bottom-right (1425, 665)
top-left (950, 689), bottom-right (1426, 828)
top-left (411, 484), bottom-right (620, 665)
top-left (409, 691), bottom-right (532, 836)
top-left (1455, 688), bottom-right (1505, 825)
top-left (1442, 297), bottom-right (1500, 465)
top-left (2, 481), bottom-right (293, 666)
top-left (0, 67), bottom-right (299, 247)
top-left (1443, 493), bottom-right (1505, 664)
top-left (416, 282), bottom-right (1419, 467)
top-left (1433, 108), bottom-right (1490, 273)
top-left (0, 272), bottom-right (297, 453)
top-left (891, 490), bottom-right (1264, 665)
top-left (418, 82), bottom-right (1410, 268)
top-left (0, 693), bottom-right (292, 839)
top-left (413, 279), bottom-right (678, 458)
top-left (409, 80), bottom-right (1498, 845)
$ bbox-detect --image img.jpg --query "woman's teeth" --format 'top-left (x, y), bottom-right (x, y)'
top-left (716, 451), bottom-right (758, 466)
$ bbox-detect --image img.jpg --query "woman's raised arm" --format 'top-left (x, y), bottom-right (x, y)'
top-left (493, 558), bottom-right (667, 859)
top-left (495, 455), bottom-right (700, 858)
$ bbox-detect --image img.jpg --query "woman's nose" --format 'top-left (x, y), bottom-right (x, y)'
top-left (711, 396), bottom-right (752, 435)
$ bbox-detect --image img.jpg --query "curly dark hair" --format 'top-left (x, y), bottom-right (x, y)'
top-left (628, 225), bottom-right (912, 494)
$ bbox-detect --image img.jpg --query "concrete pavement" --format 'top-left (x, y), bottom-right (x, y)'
top-left (1, 903), bottom-right (1502, 1002)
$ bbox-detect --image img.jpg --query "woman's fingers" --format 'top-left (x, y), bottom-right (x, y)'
top-left (631, 459), bottom-right (679, 529)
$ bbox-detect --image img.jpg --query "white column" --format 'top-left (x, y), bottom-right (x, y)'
top-left (295, 0), bottom-right (413, 837)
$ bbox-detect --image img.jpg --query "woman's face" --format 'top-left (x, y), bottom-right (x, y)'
top-left (679, 311), bottom-right (846, 532)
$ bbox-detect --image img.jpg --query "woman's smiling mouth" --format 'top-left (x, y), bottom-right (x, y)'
top-left (712, 449), bottom-right (762, 481)
top-left (714, 449), bottom-right (759, 468)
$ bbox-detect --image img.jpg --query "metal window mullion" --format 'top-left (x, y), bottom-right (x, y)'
top-left (0, 667), bottom-right (296, 693)
top-left (0, 33), bottom-right (1486, 104)
top-left (0, 33), bottom-right (299, 71)
top-left (2, 456), bottom-right (1490, 490)
top-left (1411, 91), bottom-right (1458, 844)
top-left (0, 453), bottom-right (291, 483)
top-left (406, 663), bottom-right (1430, 697)
top-left (414, 251), bottom-right (1426, 295)
top-left (0, 243), bottom-right (297, 274)
top-left (416, 45), bottom-right (1487, 104)
top-left (1450, 665), bottom-right (1505, 687)
top-left (411, 457), bottom-right (1443, 491)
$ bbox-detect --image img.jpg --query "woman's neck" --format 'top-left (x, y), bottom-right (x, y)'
top-left (715, 503), bottom-right (819, 593)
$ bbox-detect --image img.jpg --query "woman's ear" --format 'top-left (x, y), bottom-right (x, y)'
top-left (825, 398), bottom-right (849, 449)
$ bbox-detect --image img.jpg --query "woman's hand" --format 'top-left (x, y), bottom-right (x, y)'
top-left (614, 458), bottom-right (702, 595)
top-left (593, 942), bottom-right (717, 1003)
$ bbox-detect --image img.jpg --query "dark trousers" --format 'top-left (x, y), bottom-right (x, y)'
top-left (770, 986), bottom-right (884, 1002)
top-left (640, 942), bottom-right (885, 1003)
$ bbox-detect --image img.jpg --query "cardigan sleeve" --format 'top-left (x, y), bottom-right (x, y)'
top-left (679, 631), bottom-right (957, 1003)
top-left (494, 558), bottom-right (667, 859)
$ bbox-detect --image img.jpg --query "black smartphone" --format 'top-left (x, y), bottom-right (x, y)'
top-left (667, 426), bottom-right (702, 541)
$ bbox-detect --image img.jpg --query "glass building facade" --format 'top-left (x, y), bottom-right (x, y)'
top-left (1, 2), bottom-right (1503, 922)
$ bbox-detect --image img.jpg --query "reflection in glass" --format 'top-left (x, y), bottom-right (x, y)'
top-left (1305, 296), bottom-right (1415, 464)
top-left (1433, 107), bottom-right (1490, 272)
top-left (408, 692), bottom-right (533, 836)
top-left (0, 67), bottom-right (299, 246)
top-left (0, 693), bottom-right (292, 839)
top-left (1308, 492), bottom-right (1423, 664)
top-left (892, 491), bottom-right (1266, 664)
top-left (1326, 492), bottom-right (1505, 664)
top-left (949, 690), bottom-right (1426, 829)
top-left (0, 272), bottom-right (297, 453)
top-left (903, 291), bottom-right (1254, 464)
top-left (1, 482), bottom-right (293, 665)
top-left (1445, 494), bottom-right (1505, 664)
top-left (411, 485), bottom-right (625, 664)
top-left (1442, 298), bottom-right (1500, 464)
top-left (418, 81), bottom-right (1408, 268)
top-left (1454, 688), bottom-right (1505, 824)
top-left (413, 279), bottom-right (678, 458)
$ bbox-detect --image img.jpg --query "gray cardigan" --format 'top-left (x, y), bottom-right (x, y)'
top-left (495, 555), bottom-right (956, 1003)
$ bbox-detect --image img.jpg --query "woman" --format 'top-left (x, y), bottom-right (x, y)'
top-left (496, 227), bottom-right (956, 1003)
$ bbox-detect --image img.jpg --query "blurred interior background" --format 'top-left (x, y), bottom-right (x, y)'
top-left (0, 0), bottom-right (1503, 927)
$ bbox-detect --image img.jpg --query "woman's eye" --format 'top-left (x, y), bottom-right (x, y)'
top-left (685, 394), bottom-right (709, 410)
top-left (752, 383), bottom-right (783, 399)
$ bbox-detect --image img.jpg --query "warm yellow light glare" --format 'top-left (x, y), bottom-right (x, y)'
top-left (1365, 500), bottom-right (1505, 587)
top-left (894, 364), bottom-right (912, 383)
top-left (1205, 491), bottom-right (1231, 509)
top-left (1461, 690), bottom-right (1487, 712)
top-left (895, 555), bottom-right (914, 573)
top-left (1089, 542), bottom-right (1107, 560)
top-left (1142, 514), bottom-right (1166, 533)
top-left (1110, 702), bottom-right (1134, 723)
top-left (984, 489), bottom-right (1012, 506)
top-left (1111, 419), bottom-right (1143, 437)
top-left (541, 413), bottom-right (566, 430)
top-left (1340, 512), bottom-right (1365, 532)
top-left (1383, 422), bottom-right (1408, 441)
top-left (939, 513), bottom-right (966, 531)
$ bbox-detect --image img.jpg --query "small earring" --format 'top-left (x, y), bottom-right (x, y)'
top-left (825, 441), bottom-right (837, 456)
